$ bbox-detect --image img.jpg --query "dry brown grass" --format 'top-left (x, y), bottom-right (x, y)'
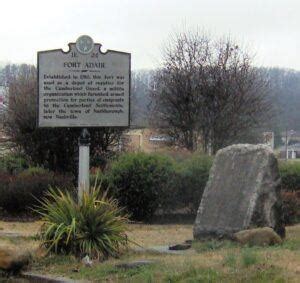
top-left (0, 221), bottom-right (299, 282)
top-left (0, 221), bottom-right (193, 247)
top-left (127, 224), bottom-right (193, 247)
top-left (0, 221), bottom-right (41, 256)
top-left (285, 224), bottom-right (300, 240)
top-left (0, 221), bottom-right (42, 237)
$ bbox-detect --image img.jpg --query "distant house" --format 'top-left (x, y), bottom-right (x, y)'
top-left (121, 128), bottom-right (174, 152)
top-left (279, 143), bottom-right (300, 159)
top-left (280, 130), bottom-right (300, 144)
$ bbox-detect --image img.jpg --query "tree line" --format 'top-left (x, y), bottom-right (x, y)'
top-left (131, 45), bottom-right (300, 152)
top-left (1, 30), bottom-right (300, 172)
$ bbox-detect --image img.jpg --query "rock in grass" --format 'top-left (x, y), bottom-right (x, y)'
top-left (0, 248), bottom-right (31, 275)
top-left (194, 144), bottom-right (285, 240)
top-left (169, 243), bottom-right (191, 250)
top-left (233, 227), bottom-right (282, 246)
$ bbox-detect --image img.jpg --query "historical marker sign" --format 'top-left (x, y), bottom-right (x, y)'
top-left (38, 35), bottom-right (130, 127)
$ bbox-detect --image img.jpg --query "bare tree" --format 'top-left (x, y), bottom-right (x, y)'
top-left (151, 31), bottom-right (271, 153)
top-left (151, 31), bottom-right (211, 151)
top-left (131, 70), bottom-right (154, 127)
top-left (203, 39), bottom-right (271, 153)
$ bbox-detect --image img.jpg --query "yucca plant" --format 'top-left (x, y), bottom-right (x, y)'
top-left (36, 185), bottom-right (129, 259)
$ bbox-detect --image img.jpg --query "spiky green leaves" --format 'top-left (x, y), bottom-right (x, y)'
top-left (36, 187), bottom-right (128, 259)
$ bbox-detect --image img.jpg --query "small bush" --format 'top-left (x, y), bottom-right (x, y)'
top-left (90, 150), bottom-right (116, 171)
top-left (279, 161), bottom-right (300, 191)
top-left (278, 161), bottom-right (300, 224)
top-left (18, 166), bottom-right (49, 177)
top-left (37, 187), bottom-right (128, 259)
top-left (108, 152), bottom-right (175, 221)
top-left (0, 169), bottom-right (73, 214)
top-left (0, 171), bottom-right (12, 203)
top-left (90, 169), bottom-right (110, 191)
top-left (174, 154), bottom-right (212, 214)
top-left (281, 191), bottom-right (300, 225)
top-left (0, 152), bottom-right (29, 174)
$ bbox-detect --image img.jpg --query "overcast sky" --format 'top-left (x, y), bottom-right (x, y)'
top-left (0, 0), bottom-right (299, 70)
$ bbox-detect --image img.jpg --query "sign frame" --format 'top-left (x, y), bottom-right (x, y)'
top-left (37, 40), bottom-right (131, 128)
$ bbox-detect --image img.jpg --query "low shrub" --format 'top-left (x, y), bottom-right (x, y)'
top-left (174, 154), bottom-right (213, 214)
top-left (108, 152), bottom-right (175, 221)
top-left (0, 152), bottom-right (29, 174)
top-left (0, 168), bottom-right (74, 214)
top-left (278, 161), bottom-right (300, 224)
top-left (90, 150), bottom-right (116, 171)
top-left (0, 171), bottom-right (13, 211)
top-left (18, 166), bottom-right (49, 177)
top-left (279, 161), bottom-right (300, 191)
top-left (37, 187), bottom-right (128, 259)
top-left (281, 191), bottom-right (300, 225)
top-left (90, 169), bottom-right (110, 191)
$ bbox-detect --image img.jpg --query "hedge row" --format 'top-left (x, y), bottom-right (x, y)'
top-left (90, 152), bottom-right (213, 221)
top-left (279, 161), bottom-right (300, 191)
top-left (0, 152), bottom-right (29, 174)
top-left (1, 152), bottom-right (300, 224)
top-left (0, 168), bottom-right (74, 214)
top-left (98, 155), bottom-right (299, 223)
top-left (279, 161), bottom-right (300, 224)
top-left (281, 191), bottom-right (300, 225)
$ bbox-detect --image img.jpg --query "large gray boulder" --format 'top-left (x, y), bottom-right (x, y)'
top-left (193, 144), bottom-right (285, 240)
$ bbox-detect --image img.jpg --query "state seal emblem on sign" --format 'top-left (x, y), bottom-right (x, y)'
top-left (76, 35), bottom-right (94, 54)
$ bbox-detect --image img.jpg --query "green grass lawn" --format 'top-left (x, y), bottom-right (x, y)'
top-left (0, 222), bottom-right (300, 282)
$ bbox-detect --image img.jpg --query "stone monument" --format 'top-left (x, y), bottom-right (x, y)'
top-left (194, 144), bottom-right (285, 239)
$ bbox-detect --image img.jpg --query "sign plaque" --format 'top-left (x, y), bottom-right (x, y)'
top-left (38, 36), bottom-right (130, 127)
